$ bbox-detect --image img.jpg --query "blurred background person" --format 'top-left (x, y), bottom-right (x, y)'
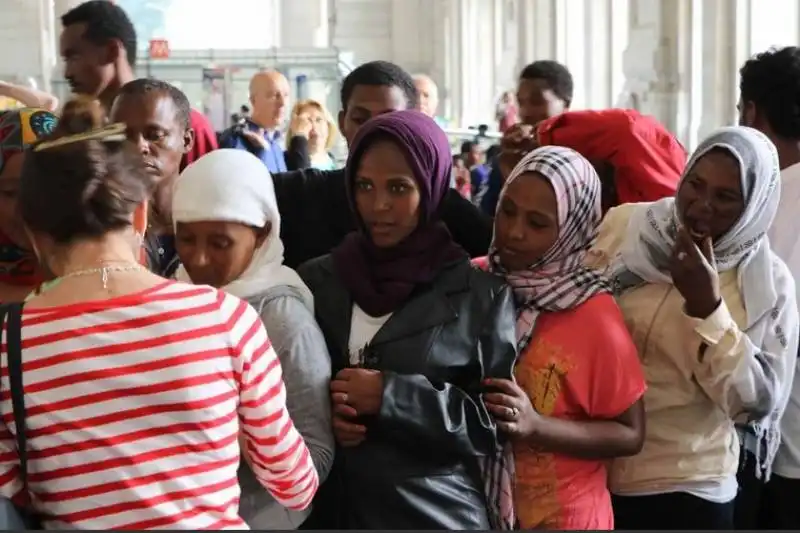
top-left (221, 70), bottom-right (311, 172)
top-left (287, 98), bottom-right (339, 170)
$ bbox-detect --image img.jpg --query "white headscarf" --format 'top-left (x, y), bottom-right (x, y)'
top-left (172, 149), bottom-right (314, 310)
top-left (614, 126), bottom-right (781, 327)
top-left (613, 126), bottom-right (791, 478)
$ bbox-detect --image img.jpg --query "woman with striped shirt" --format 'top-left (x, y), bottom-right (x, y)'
top-left (0, 100), bottom-right (318, 529)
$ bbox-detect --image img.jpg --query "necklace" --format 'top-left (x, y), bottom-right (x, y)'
top-left (60, 263), bottom-right (145, 289)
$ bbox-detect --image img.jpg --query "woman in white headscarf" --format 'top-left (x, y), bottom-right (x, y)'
top-left (173, 149), bottom-right (334, 529)
top-left (587, 126), bottom-right (798, 530)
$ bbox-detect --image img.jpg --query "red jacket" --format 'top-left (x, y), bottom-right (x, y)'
top-left (181, 109), bottom-right (218, 171)
top-left (536, 109), bottom-right (686, 204)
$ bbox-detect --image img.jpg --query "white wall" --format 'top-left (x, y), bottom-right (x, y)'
top-left (4, 0), bottom-right (800, 148)
top-left (1, 0), bottom-right (58, 90)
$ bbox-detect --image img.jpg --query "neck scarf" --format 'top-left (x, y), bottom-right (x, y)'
top-left (331, 110), bottom-right (465, 317)
top-left (612, 126), bottom-right (789, 479)
top-left (489, 146), bottom-right (610, 352)
top-left (173, 149), bottom-right (314, 310)
top-left (0, 108), bottom-right (57, 286)
top-left (483, 147), bottom-right (610, 531)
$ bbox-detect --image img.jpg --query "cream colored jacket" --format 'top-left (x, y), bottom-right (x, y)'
top-left (587, 204), bottom-right (795, 494)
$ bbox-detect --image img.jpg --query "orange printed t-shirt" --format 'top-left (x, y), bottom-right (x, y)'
top-left (512, 293), bottom-right (646, 530)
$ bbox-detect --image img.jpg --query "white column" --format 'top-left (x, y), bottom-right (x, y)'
top-left (619, 0), bottom-right (703, 148)
top-left (697, 0), bottom-right (739, 140)
top-left (455, 0), bottom-right (474, 124)
top-left (469, 0), bottom-right (495, 125)
top-left (610, 0), bottom-right (631, 106)
top-left (0, 0), bottom-right (59, 87)
top-left (558, 0), bottom-right (586, 109)
top-left (37, 0), bottom-right (57, 93)
top-left (492, 0), bottom-right (518, 104)
top-left (516, 0), bottom-right (559, 76)
top-left (440, 0), bottom-right (459, 121)
top-left (279, 0), bottom-right (329, 48)
top-left (429, 0), bottom-right (450, 118)
top-left (516, 0), bottom-right (535, 74)
top-left (582, 0), bottom-right (615, 109)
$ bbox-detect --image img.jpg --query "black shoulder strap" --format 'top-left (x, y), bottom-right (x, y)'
top-left (5, 302), bottom-right (28, 490)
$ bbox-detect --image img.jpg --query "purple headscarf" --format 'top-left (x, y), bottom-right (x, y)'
top-left (331, 110), bottom-right (466, 317)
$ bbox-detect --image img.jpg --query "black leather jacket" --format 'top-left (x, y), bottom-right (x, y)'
top-left (298, 255), bottom-right (518, 530)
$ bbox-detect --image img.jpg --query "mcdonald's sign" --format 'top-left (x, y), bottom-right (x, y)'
top-left (149, 39), bottom-right (170, 59)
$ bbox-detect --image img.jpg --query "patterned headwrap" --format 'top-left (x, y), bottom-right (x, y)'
top-left (0, 108), bottom-right (57, 287)
top-left (0, 108), bottom-right (57, 175)
top-left (490, 145), bottom-right (611, 353)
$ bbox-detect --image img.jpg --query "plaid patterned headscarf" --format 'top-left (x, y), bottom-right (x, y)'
top-left (0, 108), bottom-right (58, 175)
top-left (479, 147), bottom-right (610, 531)
top-left (490, 146), bottom-right (611, 352)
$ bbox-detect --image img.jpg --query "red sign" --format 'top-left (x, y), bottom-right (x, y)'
top-left (149, 39), bottom-right (170, 59)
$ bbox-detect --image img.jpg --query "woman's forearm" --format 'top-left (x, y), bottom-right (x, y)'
top-left (0, 81), bottom-right (59, 111)
top-left (524, 403), bottom-right (644, 460)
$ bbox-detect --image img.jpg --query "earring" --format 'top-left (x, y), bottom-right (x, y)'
top-left (135, 231), bottom-right (144, 246)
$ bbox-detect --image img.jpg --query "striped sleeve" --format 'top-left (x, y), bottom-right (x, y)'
top-left (0, 319), bottom-right (24, 506)
top-left (0, 418), bottom-right (22, 505)
top-left (232, 299), bottom-right (319, 511)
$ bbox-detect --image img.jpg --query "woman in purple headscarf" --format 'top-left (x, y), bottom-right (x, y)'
top-left (298, 110), bottom-right (519, 530)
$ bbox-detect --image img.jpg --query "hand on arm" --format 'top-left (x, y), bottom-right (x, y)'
top-left (329, 367), bottom-right (379, 447)
top-left (484, 378), bottom-right (645, 459)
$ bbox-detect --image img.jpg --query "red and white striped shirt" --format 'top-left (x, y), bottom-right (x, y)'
top-left (0, 280), bottom-right (318, 529)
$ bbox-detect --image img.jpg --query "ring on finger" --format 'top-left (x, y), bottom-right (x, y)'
top-left (509, 407), bottom-right (519, 418)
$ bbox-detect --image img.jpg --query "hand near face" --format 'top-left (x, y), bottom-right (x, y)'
top-left (669, 226), bottom-right (721, 319)
top-left (290, 114), bottom-right (313, 138)
top-left (483, 378), bottom-right (540, 442)
top-left (498, 123), bottom-right (538, 180)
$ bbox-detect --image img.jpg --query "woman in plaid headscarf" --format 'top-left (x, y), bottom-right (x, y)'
top-left (0, 107), bottom-right (57, 300)
top-left (474, 146), bottom-right (647, 530)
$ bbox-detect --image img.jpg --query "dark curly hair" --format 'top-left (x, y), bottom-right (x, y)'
top-left (519, 60), bottom-right (574, 106)
top-left (340, 61), bottom-right (418, 111)
top-left (740, 46), bottom-right (800, 139)
top-left (62, 0), bottom-right (138, 67)
top-left (117, 78), bottom-right (191, 129)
